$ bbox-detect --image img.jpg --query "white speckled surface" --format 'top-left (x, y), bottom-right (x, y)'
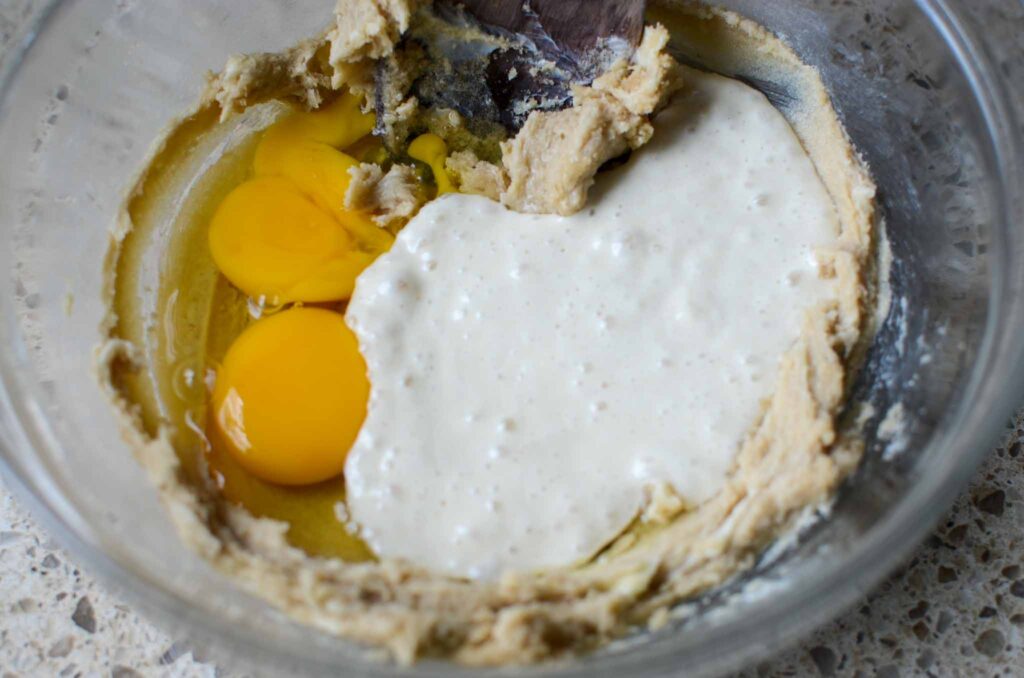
top-left (2, 1), bottom-right (1023, 676)
top-left (1, 481), bottom-right (228, 678)
top-left (5, 418), bottom-right (1024, 677)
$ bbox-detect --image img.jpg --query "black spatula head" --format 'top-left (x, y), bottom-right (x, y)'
top-left (381, 0), bottom-right (647, 134)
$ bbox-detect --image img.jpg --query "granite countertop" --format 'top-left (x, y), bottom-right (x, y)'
top-left (2, 1), bottom-right (1023, 677)
top-left (5, 417), bottom-right (1024, 678)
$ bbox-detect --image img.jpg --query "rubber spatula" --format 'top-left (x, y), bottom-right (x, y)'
top-left (387, 0), bottom-right (647, 133)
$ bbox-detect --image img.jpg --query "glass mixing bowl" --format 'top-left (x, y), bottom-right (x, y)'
top-left (0, 0), bottom-right (1021, 676)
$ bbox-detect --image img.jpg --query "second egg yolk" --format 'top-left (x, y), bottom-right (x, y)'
top-left (212, 308), bottom-right (369, 486)
top-left (208, 92), bottom-right (393, 305)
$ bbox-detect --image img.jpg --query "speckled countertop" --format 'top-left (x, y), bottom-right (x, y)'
top-left (2, 1), bottom-right (1024, 677)
top-left (5, 419), bottom-right (1024, 678)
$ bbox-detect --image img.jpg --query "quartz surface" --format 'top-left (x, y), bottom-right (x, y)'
top-left (2, 0), bottom-right (1024, 676)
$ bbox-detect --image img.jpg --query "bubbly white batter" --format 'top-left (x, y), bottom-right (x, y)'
top-left (345, 70), bottom-right (842, 579)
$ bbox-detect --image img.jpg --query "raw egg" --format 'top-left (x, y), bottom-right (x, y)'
top-left (408, 133), bottom-right (456, 195)
top-left (208, 91), bottom-right (393, 304)
top-left (208, 177), bottom-right (376, 302)
top-left (211, 307), bottom-right (369, 486)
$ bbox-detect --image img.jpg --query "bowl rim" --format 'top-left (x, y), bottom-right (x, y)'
top-left (0, 0), bottom-right (1022, 676)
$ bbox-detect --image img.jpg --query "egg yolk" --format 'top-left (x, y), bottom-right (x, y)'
top-left (208, 177), bottom-right (377, 303)
top-left (409, 133), bottom-right (456, 195)
top-left (208, 91), bottom-right (394, 304)
top-left (212, 308), bottom-right (369, 486)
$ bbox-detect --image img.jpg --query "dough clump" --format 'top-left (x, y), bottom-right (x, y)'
top-left (203, 40), bottom-right (332, 121)
top-left (445, 150), bottom-right (507, 202)
top-left (328, 0), bottom-right (423, 95)
top-left (345, 162), bottom-right (427, 227)
top-left (499, 25), bottom-right (682, 215)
